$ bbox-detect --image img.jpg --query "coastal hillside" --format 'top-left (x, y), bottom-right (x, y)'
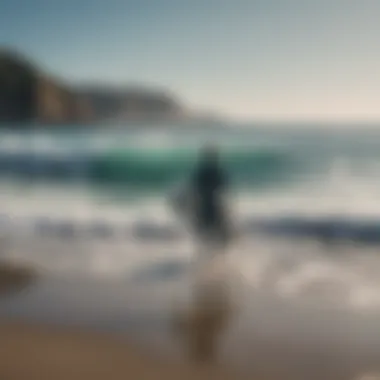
top-left (0, 49), bottom-right (184, 125)
top-left (77, 85), bottom-right (183, 122)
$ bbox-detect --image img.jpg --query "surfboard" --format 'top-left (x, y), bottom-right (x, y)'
top-left (167, 180), bottom-right (196, 228)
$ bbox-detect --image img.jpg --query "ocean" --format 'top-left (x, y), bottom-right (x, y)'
top-left (2, 123), bottom-right (380, 374)
top-left (1, 124), bottom-right (380, 276)
top-left (0, 124), bottom-right (380, 228)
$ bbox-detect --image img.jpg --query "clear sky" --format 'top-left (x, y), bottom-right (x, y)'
top-left (1, 0), bottom-right (380, 122)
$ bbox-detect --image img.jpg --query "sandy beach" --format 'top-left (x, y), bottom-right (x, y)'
top-left (0, 319), bottom-right (244, 380)
top-left (2, 253), bottom-right (380, 380)
top-left (0, 259), bottom-right (245, 380)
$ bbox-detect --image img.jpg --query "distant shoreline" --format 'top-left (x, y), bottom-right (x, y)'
top-left (0, 49), bottom-right (186, 125)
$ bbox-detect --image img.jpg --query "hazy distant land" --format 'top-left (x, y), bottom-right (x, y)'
top-left (0, 49), bottom-right (195, 126)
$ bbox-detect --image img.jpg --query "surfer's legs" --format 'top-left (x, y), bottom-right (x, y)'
top-left (195, 223), bottom-right (229, 259)
top-left (194, 202), bottom-right (233, 259)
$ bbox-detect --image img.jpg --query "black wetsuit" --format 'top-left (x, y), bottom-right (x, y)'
top-left (192, 160), bottom-right (229, 244)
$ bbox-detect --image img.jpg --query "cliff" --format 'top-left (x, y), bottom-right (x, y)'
top-left (0, 50), bottom-right (37, 122)
top-left (0, 50), bottom-right (183, 125)
top-left (36, 77), bottom-right (93, 124)
top-left (77, 86), bottom-right (183, 122)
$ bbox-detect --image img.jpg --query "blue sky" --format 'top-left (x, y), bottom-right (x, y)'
top-left (1, 0), bottom-right (380, 122)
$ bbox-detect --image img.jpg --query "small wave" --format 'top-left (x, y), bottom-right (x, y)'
top-left (0, 214), bottom-right (184, 244)
top-left (244, 215), bottom-right (380, 245)
top-left (0, 145), bottom-right (298, 189)
top-left (4, 208), bottom-right (380, 246)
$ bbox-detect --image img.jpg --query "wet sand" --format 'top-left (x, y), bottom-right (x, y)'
top-left (0, 257), bottom-right (244, 380)
top-left (1, 315), bottom-right (380, 380)
top-left (2, 255), bottom-right (380, 380)
top-left (0, 320), bottom-right (242, 380)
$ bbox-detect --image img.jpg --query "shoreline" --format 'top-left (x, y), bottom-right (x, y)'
top-left (2, 255), bottom-right (380, 380)
top-left (0, 258), bottom-right (245, 379)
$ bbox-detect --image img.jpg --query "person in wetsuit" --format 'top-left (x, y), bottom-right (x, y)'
top-left (191, 145), bottom-right (231, 249)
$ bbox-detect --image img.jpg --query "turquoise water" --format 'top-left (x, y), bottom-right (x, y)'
top-left (1, 124), bottom-right (380, 193)
top-left (0, 126), bottom-right (301, 191)
top-left (1, 123), bottom-right (380, 229)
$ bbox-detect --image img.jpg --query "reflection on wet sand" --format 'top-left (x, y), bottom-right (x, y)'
top-left (172, 255), bottom-right (236, 363)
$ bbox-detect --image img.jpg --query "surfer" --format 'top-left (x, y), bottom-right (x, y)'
top-left (170, 145), bottom-right (235, 363)
top-left (191, 144), bottom-right (231, 252)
